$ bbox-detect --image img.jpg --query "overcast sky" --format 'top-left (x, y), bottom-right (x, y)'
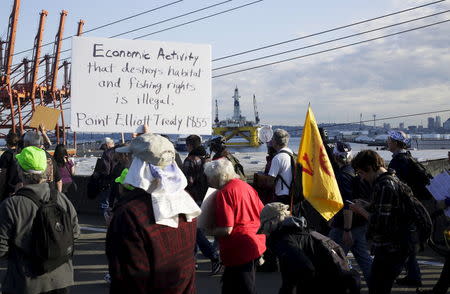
top-left (1, 0), bottom-right (449, 128)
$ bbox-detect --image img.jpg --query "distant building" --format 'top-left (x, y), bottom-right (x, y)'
top-left (399, 122), bottom-right (404, 129)
top-left (418, 125), bottom-right (424, 131)
top-left (428, 117), bottom-right (435, 129)
top-left (435, 116), bottom-right (442, 128)
top-left (408, 125), bottom-right (417, 132)
top-left (383, 123), bottom-right (391, 129)
top-left (443, 118), bottom-right (450, 130)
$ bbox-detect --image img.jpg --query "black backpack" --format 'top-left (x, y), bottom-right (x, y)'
top-left (395, 178), bottom-right (433, 250)
top-left (402, 152), bottom-right (433, 200)
top-left (309, 230), bottom-right (351, 274)
top-left (18, 188), bottom-right (74, 275)
top-left (224, 154), bottom-right (246, 180)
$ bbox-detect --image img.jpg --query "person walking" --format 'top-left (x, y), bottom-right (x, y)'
top-left (204, 158), bottom-right (266, 293)
top-left (106, 133), bottom-right (201, 294)
top-left (386, 131), bottom-right (427, 287)
top-left (259, 202), bottom-right (360, 294)
top-left (182, 134), bottom-right (221, 275)
top-left (0, 131), bottom-right (20, 201)
top-left (267, 129), bottom-right (294, 206)
top-left (0, 146), bottom-right (80, 294)
top-left (328, 142), bottom-right (373, 284)
top-left (350, 150), bottom-right (416, 294)
top-left (22, 131), bottom-right (62, 192)
top-left (208, 136), bottom-right (245, 180)
top-left (98, 137), bottom-right (116, 214)
top-left (53, 144), bottom-right (75, 194)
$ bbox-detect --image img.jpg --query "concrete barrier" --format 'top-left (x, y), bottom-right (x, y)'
top-left (421, 158), bottom-right (449, 177)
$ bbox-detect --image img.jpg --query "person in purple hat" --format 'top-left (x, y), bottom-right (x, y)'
top-left (387, 130), bottom-right (431, 288)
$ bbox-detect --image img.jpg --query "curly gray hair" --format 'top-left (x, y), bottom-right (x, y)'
top-left (204, 158), bottom-right (239, 188)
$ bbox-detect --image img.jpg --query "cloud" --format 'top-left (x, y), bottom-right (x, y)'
top-left (212, 3), bottom-right (450, 126)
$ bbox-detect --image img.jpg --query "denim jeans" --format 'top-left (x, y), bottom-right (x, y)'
top-left (99, 188), bottom-right (111, 214)
top-left (329, 225), bottom-right (373, 283)
top-left (196, 228), bottom-right (218, 261)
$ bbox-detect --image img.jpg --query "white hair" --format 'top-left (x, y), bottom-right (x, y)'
top-left (204, 158), bottom-right (239, 188)
top-left (23, 131), bottom-right (43, 147)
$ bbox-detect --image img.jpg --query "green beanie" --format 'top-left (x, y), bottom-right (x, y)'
top-left (15, 146), bottom-right (47, 173)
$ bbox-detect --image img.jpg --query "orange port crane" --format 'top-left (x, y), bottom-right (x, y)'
top-left (0, 0), bottom-right (83, 145)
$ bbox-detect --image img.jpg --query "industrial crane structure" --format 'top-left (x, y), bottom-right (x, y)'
top-left (0, 0), bottom-right (82, 148)
top-left (213, 87), bottom-right (261, 147)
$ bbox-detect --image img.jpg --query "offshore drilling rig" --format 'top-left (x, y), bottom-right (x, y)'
top-left (213, 87), bottom-right (261, 147)
top-left (0, 0), bottom-right (84, 146)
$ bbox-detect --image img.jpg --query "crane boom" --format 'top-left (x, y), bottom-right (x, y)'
top-left (253, 94), bottom-right (260, 124)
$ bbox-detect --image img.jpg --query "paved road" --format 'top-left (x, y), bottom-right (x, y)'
top-left (1, 214), bottom-right (446, 293)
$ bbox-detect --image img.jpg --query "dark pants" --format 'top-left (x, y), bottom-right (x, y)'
top-left (274, 195), bottom-right (291, 206)
top-left (404, 251), bottom-right (421, 282)
top-left (62, 182), bottom-right (72, 194)
top-left (433, 255), bottom-right (450, 294)
top-left (222, 259), bottom-right (258, 294)
top-left (5, 288), bottom-right (68, 294)
top-left (369, 247), bottom-right (408, 294)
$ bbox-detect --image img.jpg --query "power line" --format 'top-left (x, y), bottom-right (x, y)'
top-left (213, 10), bottom-right (450, 71)
top-left (110, 0), bottom-right (232, 38)
top-left (11, 0), bottom-right (444, 65)
top-left (212, 0), bottom-right (446, 62)
top-left (11, 0), bottom-right (183, 58)
top-left (321, 109), bottom-right (450, 128)
top-left (133, 0), bottom-right (264, 39)
top-left (212, 19), bottom-right (450, 78)
top-left (10, 0), bottom-right (241, 67)
top-left (83, 0), bottom-right (183, 34)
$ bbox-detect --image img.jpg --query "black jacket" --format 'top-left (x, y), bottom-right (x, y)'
top-left (388, 151), bottom-right (432, 200)
top-left (268, 217), bottom-right (359, 294)
top-left (182, 146), bottom-right (209, 203)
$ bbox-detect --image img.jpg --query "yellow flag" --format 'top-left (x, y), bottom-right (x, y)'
top-left (297, 106), bottom-right (343, 221)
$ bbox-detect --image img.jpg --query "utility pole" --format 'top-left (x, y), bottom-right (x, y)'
top-left (373, 114), bottom-right (376, 128)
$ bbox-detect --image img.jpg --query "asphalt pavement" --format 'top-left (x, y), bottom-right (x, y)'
top-left (0, 214), bottom-right (446, 294)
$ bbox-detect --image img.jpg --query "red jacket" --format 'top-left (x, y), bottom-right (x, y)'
top-left (106, 188), bottom-right (197, 294)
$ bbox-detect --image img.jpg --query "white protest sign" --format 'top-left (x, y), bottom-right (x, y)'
top-left (70, 36), bottom-right (211, 134)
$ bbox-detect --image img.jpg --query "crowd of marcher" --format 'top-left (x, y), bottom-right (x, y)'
top-left (0, 126), bottom-right (448, 294)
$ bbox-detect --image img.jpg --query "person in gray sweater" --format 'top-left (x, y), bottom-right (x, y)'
top-left (0, 146), bottom-right (80, 294)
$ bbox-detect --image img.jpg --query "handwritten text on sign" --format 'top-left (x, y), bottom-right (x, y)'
top-left (70, 37), bottom-right (211, 134)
